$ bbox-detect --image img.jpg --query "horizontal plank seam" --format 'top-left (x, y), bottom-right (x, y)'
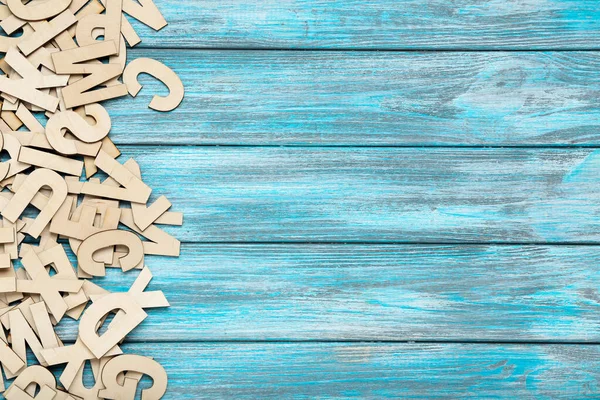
top-left (33, 239), bottom-right (600, 247)
top-left (117, 144), bottom-right (600, 149)
top-left (37, 239), bottom-right (600, 246)
top-left (131, 46), bottom-right (600, 52)
top-left (113, 339), bottom-right (600, 345)
top-left (176, 241), bottom-right (600, 246)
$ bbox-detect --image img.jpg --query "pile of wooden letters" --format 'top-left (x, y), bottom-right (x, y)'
top-left (0, 0), bottom-right (185, 398)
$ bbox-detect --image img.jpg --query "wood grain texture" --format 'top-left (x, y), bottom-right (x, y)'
top-left (112, 342), bottom-right (600, 398)
top-left (114, 145), bottom-right (600, 243)
top-left (131, 0), bottom-right (600, 50)
top-left (106, 49), bottom-right (600, 146)
top-left (32, 2), bottom-right (600, 393)
top-left (54, 244), bottom-right (600, 342)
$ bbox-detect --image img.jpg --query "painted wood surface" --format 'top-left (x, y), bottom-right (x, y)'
top-left (117, 145), bottom-right (600, 243)
top-left (113, 342), bottom-right (600, 399)
top-left (108, 49), bottom-right (600, 146)
top-left (54, 244), bottom-right (600, 342)
top-left (20, 1), bottom-right (598, 396)
top-left (131, 0), bottom-right (600, 50)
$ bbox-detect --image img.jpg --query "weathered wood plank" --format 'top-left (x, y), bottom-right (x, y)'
top-left (55, 244), bottom-right (600, 342)
top-left (115, 146), bottom-right (600, 243)
top-left (107, 49), bottom-right (600, 146)
top-left (115, 343), bottom-right (600, 398)
top-left (132, 0), bottom-right (600, 50)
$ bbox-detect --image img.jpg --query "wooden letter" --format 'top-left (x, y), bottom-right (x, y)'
top-left (50, 196), bottom-right (121, 241)
top-left (8, 309), bottom-right (57, 366)
top-left (68, 357), bottom-right (109, 399)
top-left (4, 365), bottom-right (56, 399)
top-left (18, 147), bottom-right (84, 176)
top-left (5, 47), bottom-right (69, 89)
top-left (79, 293), bottom-right (147, 358)
top-left (0, 134), bottom-right (10, 181)
top-left (126, 159), bottom-right (172, 230)
top-left (76, 0), bottom-right (122, 50)
top-left (79, 151), bottom-right (151, 203)
top-left (41, 337), bottom-right (121, 390)
top-left (99, 355), bottom-right (168, 400)
top-left (18, 10), bottom-right (77, 56)
top-left (120, 209), bottom-right (180, 256)
top-left (1, 169), bottom-right (67, 238)
top-left (46, 110), bottom-right (107, 156)
top-left (0, 77), bottom-right (59, 112)
top-left (122, 0), bottom-right (166, 30)
top-left (1, 133), bottom-right (31, 179)
top-left (17, 251), bottom-right (82, 321)
top-left (127, 267), bottom-right (168, 308)
top-left (77, 229), bottom-right (144, 276)
top-left (123, 57), bottom-right (184, 111)
top-left (73, 103), bottom-right (112, 140)
top-left (7, 0), bottom-right (71, 21)
top-left (0, 337), bottom-right (25, 379)
top-left (5, 385), bottom-right (56, 400)
top-left (0, 258), bottom-right (16, 292)
top-left (52, 41), bottom-right (128, 108)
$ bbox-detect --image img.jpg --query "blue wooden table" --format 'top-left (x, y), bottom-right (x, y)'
top-left (106, 1), bottom-right (600, 397)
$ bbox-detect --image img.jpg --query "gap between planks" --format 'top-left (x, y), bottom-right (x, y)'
top-left (116, 144), bottom-right (600, 149)
top-left (73, 339), bottom-right (600, 345)
top-left (37, 239), bottom-right (600, 246)
top-left (132, 46), bottom-right (600, 52)
top-left (171, 241), bottom-right (600, 246)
